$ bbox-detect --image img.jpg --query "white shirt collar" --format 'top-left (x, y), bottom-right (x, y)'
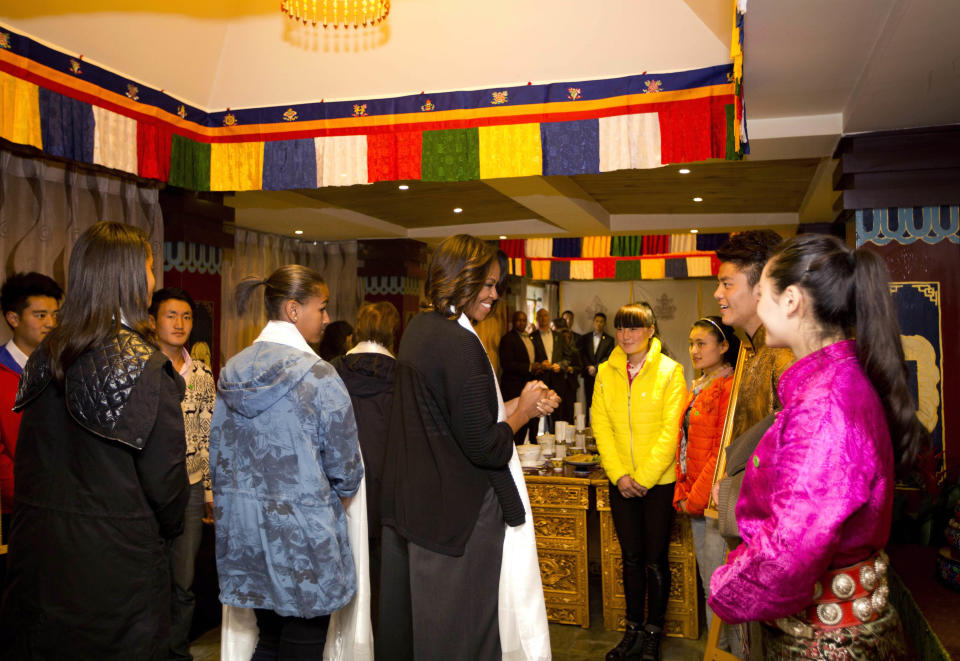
top-left (4, 339), bottom-right (29, 369)
top-left (346, 340), bottom-right (394, 358)
top-left (178, 347), bottom-right (193, 377)
top-left (254, 320), bottom-right (317, 357)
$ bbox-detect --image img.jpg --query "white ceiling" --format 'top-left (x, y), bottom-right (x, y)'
top-left (2, 0), bottom-right (958, 241)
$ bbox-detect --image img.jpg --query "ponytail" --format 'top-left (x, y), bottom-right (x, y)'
top-left (235, 265), bottom-right (326, 319)
top-left (852, 249), bottom-right (927, 467)
top-left (766, 234), bottom-right (927, 468)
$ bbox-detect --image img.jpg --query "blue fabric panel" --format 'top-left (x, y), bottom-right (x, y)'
top-left (549, 261), bottom-right (570, 281)
top-left (541, 119), bottom-right (600, 176)
top-left (551, 238), bottom-right (582, 258)
top-left (696, 233), bottom-right (730, 251)
top-left (665, 258), bottom-right (688, 279)
top-left (38, 88), bottom-right (94, 163)
top-left (262, 139), bottom-right (318, 191)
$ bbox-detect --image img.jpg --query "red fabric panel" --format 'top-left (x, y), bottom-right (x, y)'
top-left (641, 235), bottom-right (669, 255)
top-left (658, 97), bottom-right (715, 164)
top-left (137, 120), bottom-right (172, 181)
top-left (367, 131), bottom-right (423, 183)
top-left (499, 239), bottom-right (525, 258)
top-left (711, 95), bottom-right (729, 158)
top-left (593, 258), bottom-right (616, 279)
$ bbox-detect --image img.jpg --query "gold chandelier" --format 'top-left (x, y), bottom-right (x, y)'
top-left (281, 0), bottom-right (390, 29)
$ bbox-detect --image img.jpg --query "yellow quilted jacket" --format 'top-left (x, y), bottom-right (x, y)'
top-left (591, 338), bottom-right (688, 489)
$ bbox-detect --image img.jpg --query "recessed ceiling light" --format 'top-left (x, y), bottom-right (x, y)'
top-left (692, 197), bottom-right (703, 202)
top-left (499, 235), bottom-right (507, 240)
top-left (398, 184), bottom-right (409, 190)
top-left (690, 229), bottom-right (699, 234)
top-left (294, 230), bottom-right (304, 235)
top-left (678, 168), bottom-right (691, 174)
top-left (453, 208), bottom-right (463, 214)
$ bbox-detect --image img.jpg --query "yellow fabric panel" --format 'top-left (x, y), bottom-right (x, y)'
top-left (210, 141), bottom-right (264, 191)
top-left (478, 123), bottom-right (542, 179)
top-left (0, 71), bottom-right (42, 150)
top-left (640, 259), bottom-right (665, 280)
top-left (686, 256), bottom-right (713, 277)
top-left (530, 260), bottom-right (551, 281)
top-left (570, 260), bottom-right (593, 280)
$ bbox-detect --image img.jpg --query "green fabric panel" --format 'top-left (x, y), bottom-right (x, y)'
top-left (626, 235), bottom-right (641, 256)
top-left (169, 134), bottom-right (211, 191)
top-left (614, 260), bottom-right (642, 280)
top-left (610, 237), bottom-right (621, 257)
top-left (421, 128), bottom-right (480, 181)
top-left (725, 104), bottom-right (736, 161)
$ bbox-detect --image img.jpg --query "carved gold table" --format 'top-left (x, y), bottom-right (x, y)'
top-left (524, 474), bottom-right (592, 628)
top-left (596, 483), bottom-right (699, 638)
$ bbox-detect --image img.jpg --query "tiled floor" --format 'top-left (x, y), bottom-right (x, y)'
top-left (189, 578), bottom-right (708, 660)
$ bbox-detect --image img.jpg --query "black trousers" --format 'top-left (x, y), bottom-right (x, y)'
top-left (608, 482), bottom-right (675, 628)
top-left (252, 609), bottom-right (330, 661)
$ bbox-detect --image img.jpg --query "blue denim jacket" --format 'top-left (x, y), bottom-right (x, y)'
top-left (210, 341), bottom-right (363, 617)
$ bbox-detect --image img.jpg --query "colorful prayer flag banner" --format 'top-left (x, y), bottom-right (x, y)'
top-left (0, 18), bottom-right (747, 193)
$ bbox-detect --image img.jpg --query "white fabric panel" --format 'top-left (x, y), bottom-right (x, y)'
top-left (315, 135), bottom-right (368, 187)
top-left (598, 112), bottom-right (662, 172)
top-left (670, 233), bottom-right (698, 253)
top-left (92, 106), bottom-right (138, 174)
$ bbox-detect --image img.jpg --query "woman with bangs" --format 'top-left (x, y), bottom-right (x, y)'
top-left (592, 302), bottom-right (688, 661)
top-left (378, 234), bottom-right (558, 661)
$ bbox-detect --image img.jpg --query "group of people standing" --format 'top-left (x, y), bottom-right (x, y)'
top-left (0, 221), bottom-right (925, 661)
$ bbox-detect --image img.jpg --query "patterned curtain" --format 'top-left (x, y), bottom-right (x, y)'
top-left (0, 147), bottom-right (162, 344)
top-left (219, 227), bottom-right (360, 364)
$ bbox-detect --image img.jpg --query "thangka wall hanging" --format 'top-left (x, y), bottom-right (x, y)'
top-left (0, 18), bottom-right (747, 193)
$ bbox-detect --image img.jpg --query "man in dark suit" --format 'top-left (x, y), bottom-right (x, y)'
top-left (531, 308), bottom-right (579, 431)
top-left (562, 310), bottom-right (581, 345)
top-left (579, 312), bottom-right (614, 422)
top-left (499, 310), bottom-right (540, 444)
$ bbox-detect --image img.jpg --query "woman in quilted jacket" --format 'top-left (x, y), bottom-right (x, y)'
top-left (592, 302), bottom-right (687, 661)
top-left (0, 222), bottom-right (189, 660)
top-left (672, 315), bottom-right (738, 642)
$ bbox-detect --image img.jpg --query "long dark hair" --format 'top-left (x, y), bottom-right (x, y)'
top-left (422, 234), bottom-right (502, 318)
top-left (765, 233), bottom-right (926, 467)
top-left (691, 315), bottom-right (740, 367)
top-left (235, 265), bottom-right (326, 319)
top-left (45, 222), bottom-right (153, 385)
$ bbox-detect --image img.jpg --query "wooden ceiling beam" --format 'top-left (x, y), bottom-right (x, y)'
top-left (481, 176), bottom-right (611, 236)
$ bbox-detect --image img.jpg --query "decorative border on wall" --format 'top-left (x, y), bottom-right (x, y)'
top-left (363, 275), bottom-right (422, 296)
top-left (163, 241), bottom-right (222, 275)
top-left (856, 206), bottom-right (959, 247)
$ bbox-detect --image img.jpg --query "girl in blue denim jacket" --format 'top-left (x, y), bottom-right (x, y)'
top-left (211, 265), bottom-right (363, 660)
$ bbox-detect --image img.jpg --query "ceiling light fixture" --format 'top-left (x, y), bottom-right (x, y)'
top-left (678, 168), bottom-right (691, 174)
top-left (499, 235), bottom-right (507, 240)
top-left (281, 0), bottom-right (390, 29)
top-left (690, 229), bottom-right (699, 234)
top-left (453, 208), bottom-right (463, 214)
top-left (398, 184), bottom-right (409, 190)
top-left (294, 230), bottom-right (304, 235)
top-left (692, 197), bottom-right (703, 202)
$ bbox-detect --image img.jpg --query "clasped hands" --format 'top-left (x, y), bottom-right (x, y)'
top-left (617, 475), bottom-right (647, 499)
top-left (518, 380), bottom-right (561, 419)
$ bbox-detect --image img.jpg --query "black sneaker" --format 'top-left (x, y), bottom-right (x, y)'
top-left (605, 622), bottom-right (643, 661)
top-left (638, 624), bottom-right (662, 661)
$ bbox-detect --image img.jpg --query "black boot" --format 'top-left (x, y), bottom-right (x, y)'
top-left (605, 621), bottom-right (643, 661)
top-left (638, 623), bottom-right (662, 661)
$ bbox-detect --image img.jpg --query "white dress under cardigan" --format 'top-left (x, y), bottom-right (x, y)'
top-left (220, 320), bottom-right (373, 661)
top-left (458, 314), bottom-right (551, 661)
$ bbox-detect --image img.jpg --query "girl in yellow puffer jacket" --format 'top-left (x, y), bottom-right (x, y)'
top-left (592, 302), bottom-right (687, 661)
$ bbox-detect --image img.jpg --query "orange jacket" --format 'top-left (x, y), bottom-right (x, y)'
top-left (673, 372), bottom-right (733, 515)
top-left (0, 362), bottom-right (22, 514)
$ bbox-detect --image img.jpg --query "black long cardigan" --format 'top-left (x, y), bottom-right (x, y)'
top-left (381, 310), bottom-right (524, 556)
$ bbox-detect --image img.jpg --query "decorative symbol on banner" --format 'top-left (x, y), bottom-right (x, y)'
top-left (567, 87), bottom-right (581, 101)
top-left (856, 207), bottom-right (960, 247)
top-left (491, 90), bottom-right (509, 105)
top-left (0, 32), bottom-right (10, 49)
top-left (642, 80), bottom-right (663, 94)
top-left (126, 84), bottom-right (140, 101)
top-left (352, 103), bottom-right (368, 117)
top-left (653, 293), bottom-right (676, 321)
top-left (727, 72), bottom-right (735, 83)
top-left (177, 104), bottom-right (187, 119)
top-left (283, 108), bottom-right (299, 121)
top-left (69, 59), bottom-right (83, 75)
top-left (420, 99), bottom-right (435, 112)
top-left (223, 113), bottom-right (238, 126)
